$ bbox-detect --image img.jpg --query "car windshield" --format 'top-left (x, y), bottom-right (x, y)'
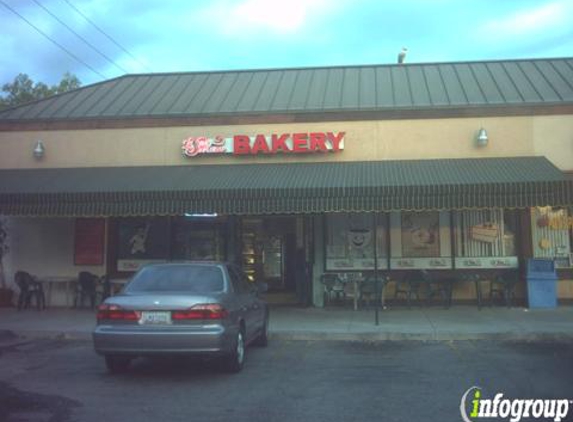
top-left (126, 265), bottom-right (224, 293)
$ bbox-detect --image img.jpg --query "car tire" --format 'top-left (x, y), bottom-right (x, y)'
top-left (104, 355), bottom-right (131, 374)
top-left (223, 330), bottom-right (245, 373)
top-left (253, 311), bottom-right (269, 348)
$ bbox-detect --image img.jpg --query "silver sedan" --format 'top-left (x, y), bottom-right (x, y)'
top-left (93, 262), bottom-right (269, 373)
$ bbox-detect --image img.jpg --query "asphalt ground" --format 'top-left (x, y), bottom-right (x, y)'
top-left (1, 338), bottom-right (572, 422)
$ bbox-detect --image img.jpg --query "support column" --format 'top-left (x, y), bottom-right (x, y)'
top-left (312, 214), bottom-right (325, 307)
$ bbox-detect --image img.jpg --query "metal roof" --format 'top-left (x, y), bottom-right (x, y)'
top-left (1, 157), bottom-right (571, 216)
top-left (0, 58), bottom-right (572, 122)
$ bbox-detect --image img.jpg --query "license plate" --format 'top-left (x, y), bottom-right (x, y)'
top-left (140, 311), bottom-right (172, 325)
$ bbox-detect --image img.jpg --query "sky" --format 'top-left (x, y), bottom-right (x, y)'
top-left (0, 0), bottom-right (572, 88)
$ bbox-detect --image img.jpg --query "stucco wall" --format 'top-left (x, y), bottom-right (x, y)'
top-left (532, 115), bottom-right (573, 171)
top-left (0, 114), bottom-right (570, 170)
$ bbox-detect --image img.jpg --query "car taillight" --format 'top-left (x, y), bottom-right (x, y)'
top-left (97, 304), bottom-right (140, 322)
top-left (172, 304), bottom-right (228, 321)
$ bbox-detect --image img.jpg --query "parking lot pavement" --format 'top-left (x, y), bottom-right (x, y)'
top-left (1, 337), bottom-right (572, 422)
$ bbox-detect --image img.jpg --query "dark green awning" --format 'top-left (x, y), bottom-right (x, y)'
top-left (0, 157), bottom-right (571, 217)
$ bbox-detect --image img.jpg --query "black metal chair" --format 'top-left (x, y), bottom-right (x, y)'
top-left (74, 271), bottom-right (99, 309)
top-left (359, 275), bottom-right (391, 308)
top-left (98, 274), bottom-right (112, 301)
top-left (490, 271), bottom-right (519, 307)
top-left (15, 271), bottom-right (45, 310)
top-left (459, 273), bottom-right (484, 310)
top-left (424, 272), bottom-right (455, 309)
top-left (394, 272), bottom-right (424, 308)
top-left (395, 270), bottom-right (453, 308)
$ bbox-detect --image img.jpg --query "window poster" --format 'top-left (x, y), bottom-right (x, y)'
top-left (74, 218), bottom-right (105, 265)
top-left (325, 213), bottom-right (387, 270)
top-left (453, 209), bottom-right (519, 269)
top-left (401, 211), bottom-right (440, 258)
top-left (117, 217), bottom-right (170, 271)
top-left (531, 207), bottom-right (572, 268)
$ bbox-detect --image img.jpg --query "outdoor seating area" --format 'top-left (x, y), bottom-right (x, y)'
top-left (320, 270), bottom-right (519, 310)
top-left (13, 271), bottom-right (128, 309)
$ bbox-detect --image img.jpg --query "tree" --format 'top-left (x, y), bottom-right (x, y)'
top-left (0, 72), bottom-right (81, 110)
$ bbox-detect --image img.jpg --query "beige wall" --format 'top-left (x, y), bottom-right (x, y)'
top-left (1, 114), bottom-right (571, 170)
top-left (532, 115), bottom-right (573, 171)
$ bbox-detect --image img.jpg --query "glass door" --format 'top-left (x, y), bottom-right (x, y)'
top-left (263, 235), bottom-right (284, 289)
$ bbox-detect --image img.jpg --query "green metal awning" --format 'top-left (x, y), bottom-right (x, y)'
top-left (0, 157), bottom-right (572, 217)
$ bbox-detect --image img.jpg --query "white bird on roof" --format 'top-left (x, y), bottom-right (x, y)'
top-left (398, 47), bottom-right (408, 64)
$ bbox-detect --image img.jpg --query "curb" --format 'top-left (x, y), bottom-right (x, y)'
top-left (267, 330), bottom-right (573, 342)
top-left (4, 329), bottom-right (573, 343)
top-left (0, 330), bottom-right (93, 342)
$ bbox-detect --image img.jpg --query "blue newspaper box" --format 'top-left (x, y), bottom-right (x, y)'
top-left (526, 259), bottom-right (557, 308)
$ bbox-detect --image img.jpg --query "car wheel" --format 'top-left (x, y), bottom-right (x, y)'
top-left (104, 355), bottom-right (131, 374)
top-left (224, 330), bottom-right (245, 373)
top-left (253, 311), bottom-right (269, 347)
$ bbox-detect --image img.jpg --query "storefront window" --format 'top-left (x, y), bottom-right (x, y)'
top-left (390, 211), bottom-right (452, 269)
top-left (530, 207), bottom-right (572, 268)
top-left (325, 213), bottom-right (388, 271)
top-left (171, 217), bottom-right (225, 262)
top-left (453, 209), bottom-right (518, 269)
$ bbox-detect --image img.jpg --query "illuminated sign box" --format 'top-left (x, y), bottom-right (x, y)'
top-left (182, 132), bottom-right (345, 157)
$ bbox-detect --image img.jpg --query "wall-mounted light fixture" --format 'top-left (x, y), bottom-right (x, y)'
top-left (476, 128), bottom-right (488, 147)
top-left (33, 140), bottom-right (45, 159)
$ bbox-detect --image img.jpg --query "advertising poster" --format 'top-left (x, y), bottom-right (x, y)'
top-left (117, 217), bottom-right (170, 271)
top-left (74, 218), bottom-right (105, 265)
top-left (326, 213), bottom-right (387, 270)
top-left (401, 212), bottom-right (440, 258)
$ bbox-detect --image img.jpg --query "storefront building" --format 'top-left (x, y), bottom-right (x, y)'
top-left (1, 57), bottom-right (572, 307)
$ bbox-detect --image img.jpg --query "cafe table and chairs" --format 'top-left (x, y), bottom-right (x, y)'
top-left (394, 270), bottom-right (454, 309)
top-left (359, 274), bottom-right (393, 309)
top-left (460, 272), bottom-right (498, 310)
top-left (489, 271), bottom-right (519, 308)
top-left (334, 272), bottom-right (365, 311)
top-left (320, 273), bottom-right (347, 306)
top-left (36, 275), bottom-right (78, 308)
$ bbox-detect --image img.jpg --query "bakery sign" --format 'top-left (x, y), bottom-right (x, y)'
top-left (181, 131), bottom-right (345, 157)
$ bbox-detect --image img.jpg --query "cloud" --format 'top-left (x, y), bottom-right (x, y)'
top-left (195, 0), bottom-right (339, 37)
top-left (480, 1), bottom-right (572, 38)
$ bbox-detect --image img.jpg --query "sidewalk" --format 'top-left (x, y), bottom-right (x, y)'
top-left (1, 305), bottom-right (573, 343)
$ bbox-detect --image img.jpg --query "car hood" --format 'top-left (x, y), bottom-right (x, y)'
top-left (104, 293), bottom-right (223, 311)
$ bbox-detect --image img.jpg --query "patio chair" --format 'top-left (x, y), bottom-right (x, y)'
top-left (74, 271), bottom-right (99, 309)
top-left (394, 270), bottom-right (453, 308)
top-left (460, 273), bottom-right (486, 310)
top-left (15, 271), bottom-right (45, 310)
top-left (99, 274), bottom-right (112, 301)
top-left (423, 271), bottom-right (455, 309)
top-left (359, 275), bottom-right (390, 308)
top-left (490, 271), bottom-right (518, 307)
top-left (394, 271), bottom-right (424, 308)
top-left (320, 273), bottom-right (346, 306)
